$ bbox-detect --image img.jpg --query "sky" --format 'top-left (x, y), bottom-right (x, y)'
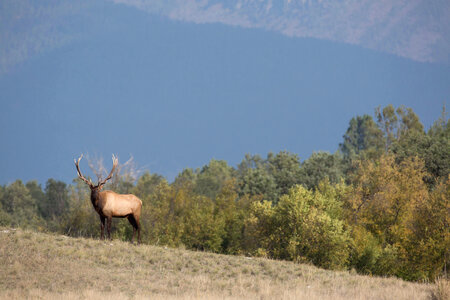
top-left (0, 0), bottom-right (449, 185)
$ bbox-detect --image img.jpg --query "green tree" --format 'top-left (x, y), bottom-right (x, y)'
top-left (245, 183), bottom-right (351, 269)
top-left (390, 106), bottom-right (448, 185)
top-left (344, 155), bottom-right (442, 280)
top-left (244, 199), bottom-right (276, 257)
top-left (237, 154), bottom-right (278, 202)
top-left (61, 179), bottom-right (98, 237)
top-left (213, 179), bottom-right (257, 254)
top-left (237, 151), bottom-right (304, 203)
top-left (376, 104), bottom-right (424, 149)
top-left (340, 115), bottom-right (384, 162)
top-left (0, 185), bottom-right (12, 226)
top-left (239, 153), bottom-right (264, 170)
top-left (273, 184), bottom-right (351, 269)
top-left (423, 107), bottom-right (450, 181)
top-left (402, 177), bottom-right (450, 280)
top-left (266, 151), bottom-right (302, 200)
top-left (194, 159), bottom-right (235, 199)
top-left (182, 194), bottom-right (224, 252)
top-left (298, 151), bottom-right (344, 190)
top-left (346, 155), bottom-right (427, 241)
top-left (172, 168), bottom-right (197, 190)
top-left (140, 180), bottom-right (184, 246)
top-left (1, 180), bottom-right (42, 228)
top-left (376, 104), bottom-right (398, 151)
top-left (43, 179), bottom-right (69, 220)
top-left (397, 106), bottom-right (423, 136)
top-left (113, 177), bottom-right (135, 194)
top-left (26, 181), bottom-right (45, 217)
top-left (133, 171), bottom-right (165, 201)
top-left (0, 205), bottom-right (12, 226)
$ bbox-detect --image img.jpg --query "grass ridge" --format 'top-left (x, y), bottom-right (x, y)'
top-left (0, 228), bottom-right (436, 299)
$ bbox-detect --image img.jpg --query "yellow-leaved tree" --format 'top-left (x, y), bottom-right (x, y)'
top-left (346, 154), bottom-right (448, 280)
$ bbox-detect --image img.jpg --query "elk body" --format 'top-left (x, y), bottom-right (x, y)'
top-left (75, 154), bottom-right (142, 244)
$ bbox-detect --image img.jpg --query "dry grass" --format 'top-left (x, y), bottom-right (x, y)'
top-left (430, 277), bottom-right (450, 300)
top-left (0, 227), bottom-right (435, 299)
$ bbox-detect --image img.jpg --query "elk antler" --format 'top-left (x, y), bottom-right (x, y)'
top-left (98, 154), bottom-right (118, 187)
top-left (74, 154), bottom-right (94, 187)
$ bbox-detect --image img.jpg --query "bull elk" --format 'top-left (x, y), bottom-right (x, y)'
top-left (74, 154), bottom-right (142, 244)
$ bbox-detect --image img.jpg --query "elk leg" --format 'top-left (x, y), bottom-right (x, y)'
top-left (136, 218), bottom-right (141, 245)
top-left (107, 217), bottom-right (112, 240)
top-left (127, 215), bottom-right (137, 244)
top-left (100, 216), bottom-right (106, 240)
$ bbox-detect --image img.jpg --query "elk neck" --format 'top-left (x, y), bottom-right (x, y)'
top-left (90, 189), bottom-right (101, 210)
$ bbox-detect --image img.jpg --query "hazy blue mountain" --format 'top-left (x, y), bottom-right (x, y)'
top-left (110, 0), bottom-right (450, 63)
top-left (2, 0), bottom-right (450, 76)
top-left (0, 0), bottom-right (449, 184)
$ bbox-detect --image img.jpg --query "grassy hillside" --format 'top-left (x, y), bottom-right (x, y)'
top-left (0, 227), bottom-right (445, 299)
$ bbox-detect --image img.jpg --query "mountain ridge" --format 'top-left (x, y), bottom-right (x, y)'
top-left (2, 0), bottom-right (449, 76)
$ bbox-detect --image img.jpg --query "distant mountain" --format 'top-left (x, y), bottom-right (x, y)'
top-left (1, 0), bottom-right (449, 76)
top-left (1, 1), bottom-right (81, 74)
top-left (0, 0), bottom-right (118, 75)
top-left (111, 0), bottom-right (450, 63)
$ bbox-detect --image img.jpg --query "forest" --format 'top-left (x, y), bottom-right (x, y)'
top-left (1, 104), bottom-right (448, 282)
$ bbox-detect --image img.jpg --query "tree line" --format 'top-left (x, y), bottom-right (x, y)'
top-left (0, 104), bottom-right (448, 282)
